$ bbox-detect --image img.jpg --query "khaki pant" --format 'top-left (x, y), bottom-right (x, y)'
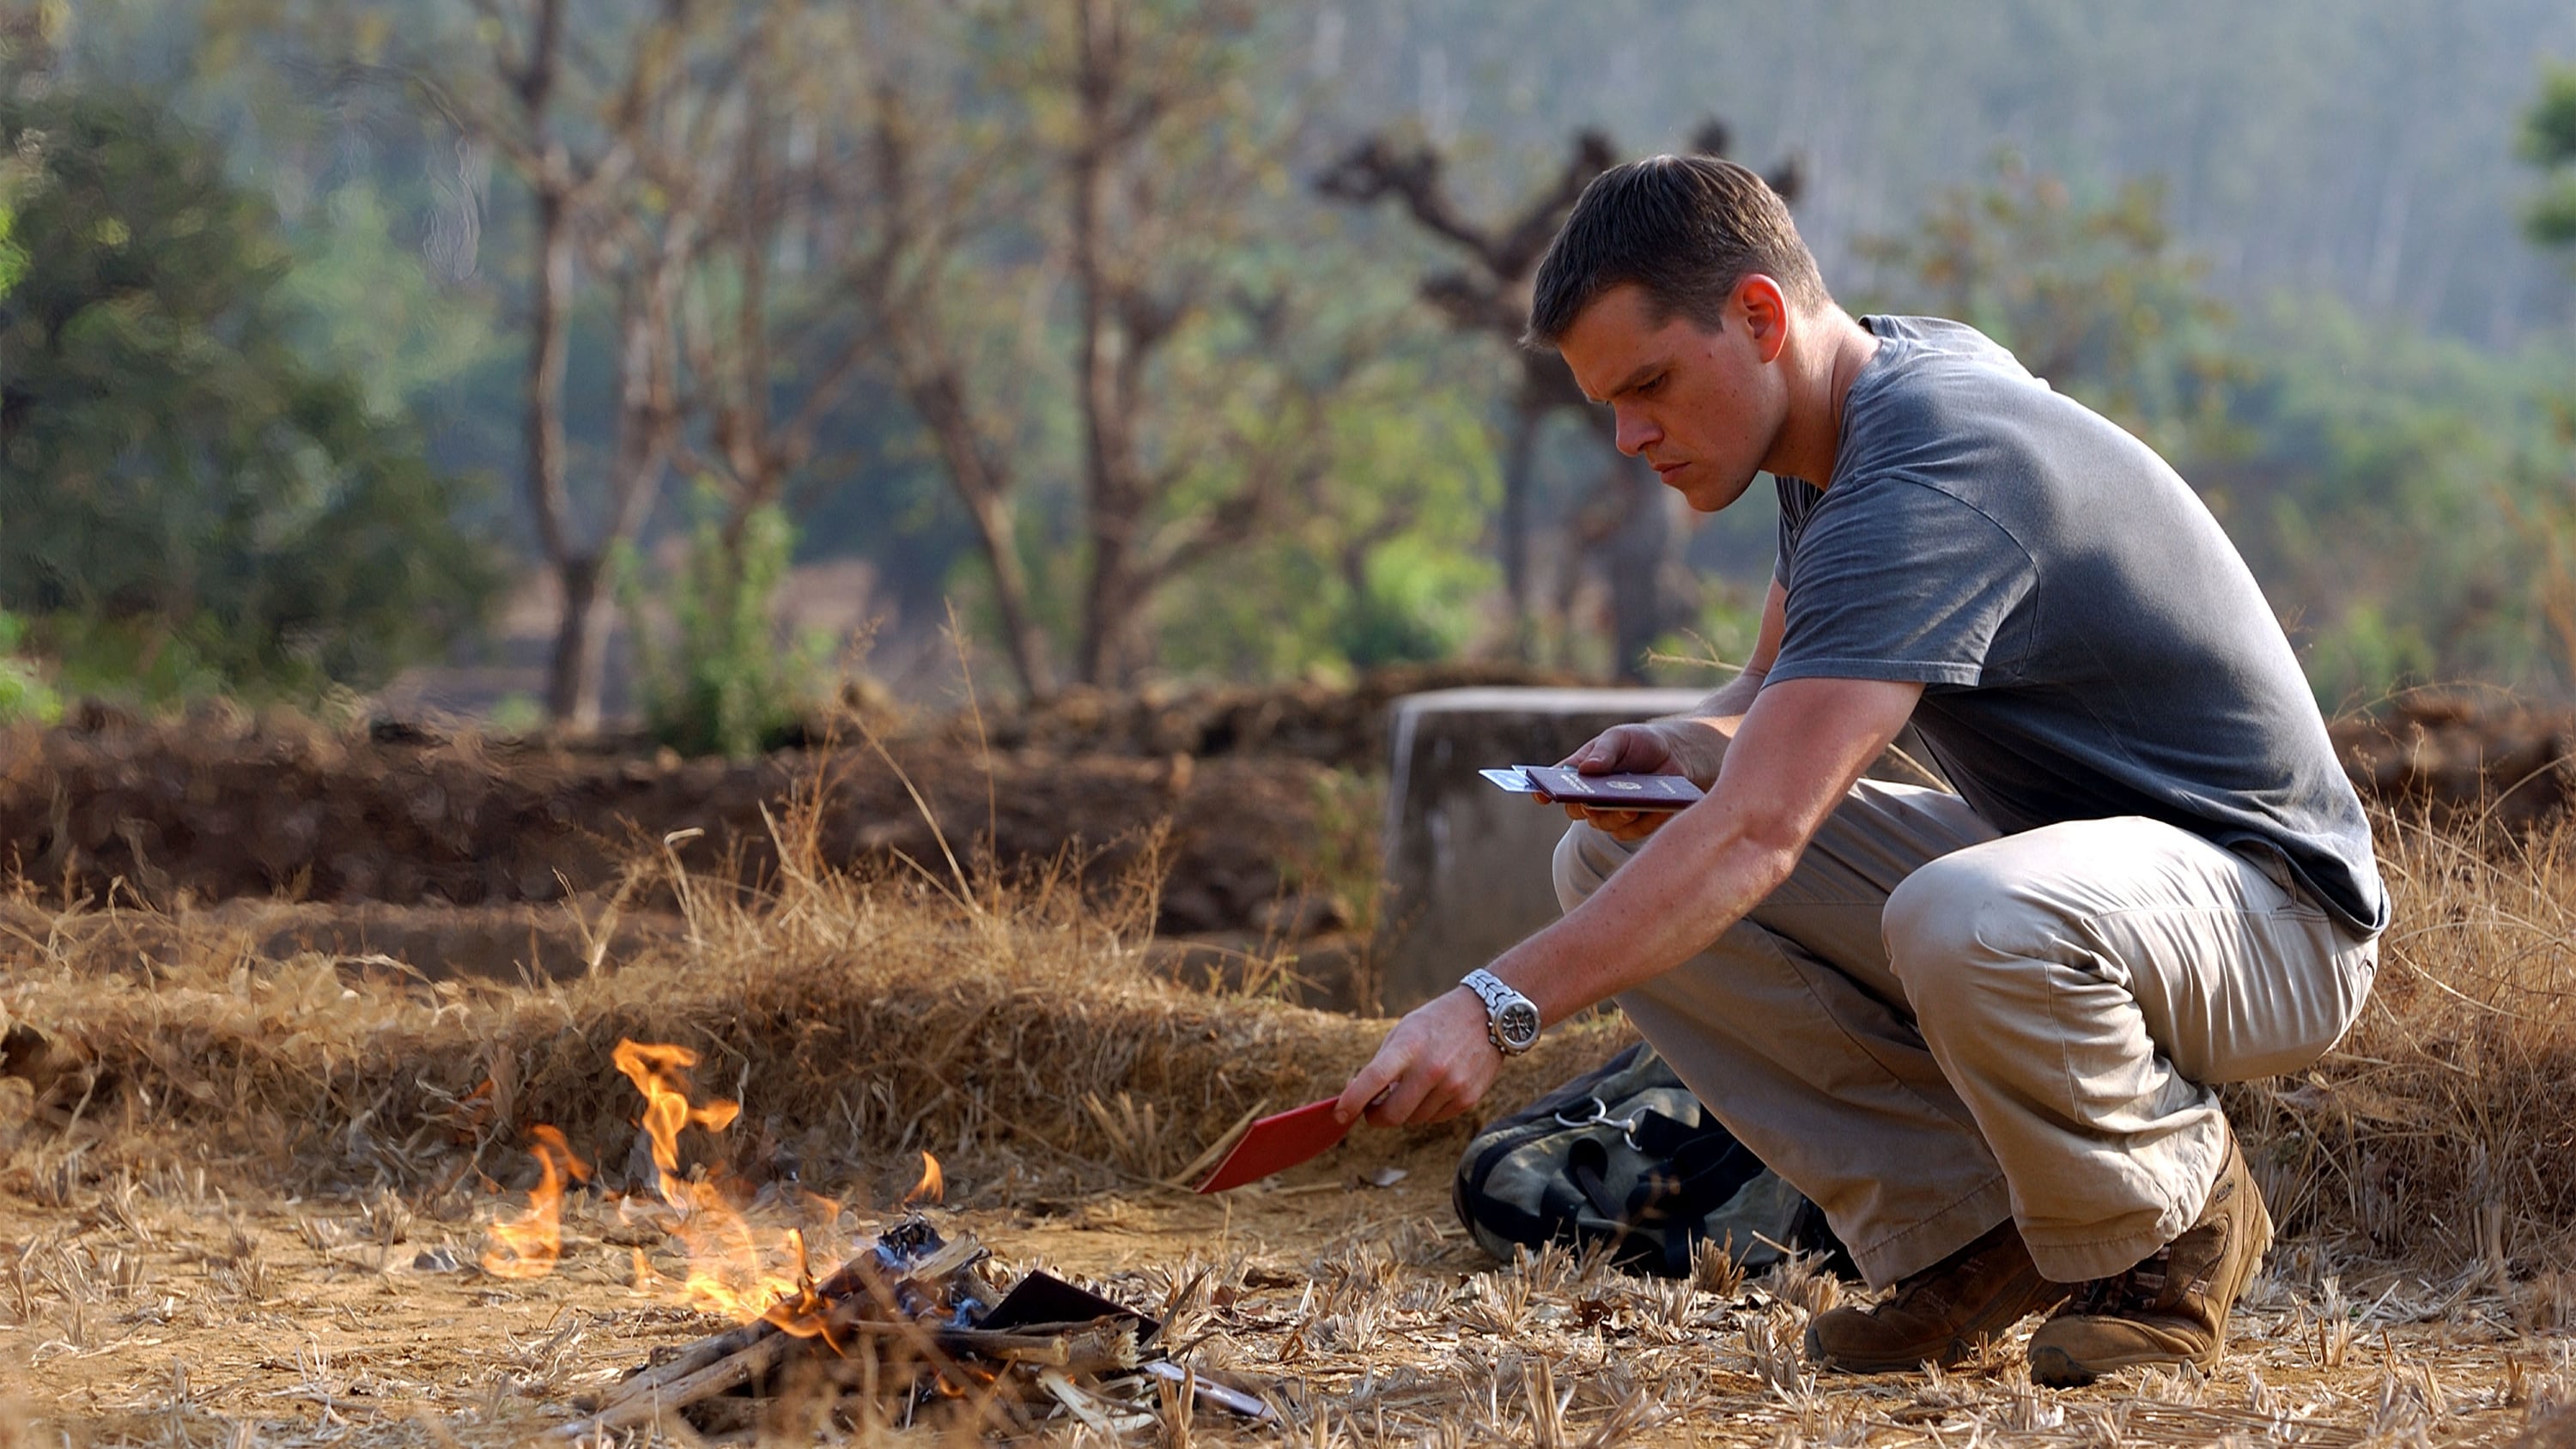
top-left (1552, 775), bottom-right (2377, 1288)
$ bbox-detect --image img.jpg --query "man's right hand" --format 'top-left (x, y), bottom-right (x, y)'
top-left (1551, 721), bottom-right (1716, 842)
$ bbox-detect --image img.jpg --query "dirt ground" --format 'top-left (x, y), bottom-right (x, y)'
top-left (4, 1131), bottom-right (2571, 1448)
top-left (5, 681), bottom-right (2576, 1445)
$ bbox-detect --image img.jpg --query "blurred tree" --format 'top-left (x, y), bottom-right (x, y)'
top-left (1153, 320), bottom-right (1500, 680)
top-left (398, 0), bottom-right (706, 731)
top-left (615, 498), bottom-right (827, 759)
top-left (1856, 153), bottom-right (2237, 455)
top-left (834, 0), bottom-right (1382, 694)
top-left (827, 8), bottom-right (1057, 700)
top-left (0, 82), bottom-right (498, 700)
top-left (0, 140), bottom-right (21, 304)
top-left (2519, 61), bottom-right (2576, 254)
top-left (240, 0), bottom-right (738, 725)
top-left (1038, 0), bottom-right (1341, 688)
top-left (1316, 129), bottom-right (1610, 663)
top-left (1862, 155), bottom-right (2576, 706)
top-left (2515, 61), bottom-right (2576, 691)
top-left (1317, 121), bottom-right (1795, 679)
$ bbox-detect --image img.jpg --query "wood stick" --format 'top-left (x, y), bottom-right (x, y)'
top-left (592, 1227), bottom-right (987, 1412)
top-left (556, 1331), bottom-right (800, 1436)
top-left (592, 1319), bottom-right (778, 1411)
top-left (827, 1319), bottom-right (1139, 1375)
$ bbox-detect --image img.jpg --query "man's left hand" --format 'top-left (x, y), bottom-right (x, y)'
top-left (1334, 987), bottom-right (1503, 1128)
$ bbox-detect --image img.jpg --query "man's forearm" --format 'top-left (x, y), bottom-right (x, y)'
top-left (1485, 794), bottom-right (1801, 1026)
top-left (1502, 671), bottom-right (1916, 1028)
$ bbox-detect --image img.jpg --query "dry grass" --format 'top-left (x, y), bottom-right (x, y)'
top-left (2232, 804), bottom-right (2576, 1278)
top-left (0, 790), bottom-right (1625, 1215)
top-left (7, 795), bottom-right (2573, 1279)
top-left (2, 783), bottom-right (2576, 1444)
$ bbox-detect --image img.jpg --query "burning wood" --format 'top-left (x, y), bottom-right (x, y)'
top-left (478, 1040), bottom-right (1268, 1437)
top-left (558, 1214), bottom-right (1263, 1438)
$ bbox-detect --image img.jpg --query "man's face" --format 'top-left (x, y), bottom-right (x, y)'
top-left (1556, 281), bottom-right (1788, 512)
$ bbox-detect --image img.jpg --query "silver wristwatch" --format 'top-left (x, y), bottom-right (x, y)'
top-left (1461, 968), bottom-right (1542, 1056)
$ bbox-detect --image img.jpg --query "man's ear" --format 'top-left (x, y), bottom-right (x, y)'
top-left (1735, 275), bottom-right (1791, 364)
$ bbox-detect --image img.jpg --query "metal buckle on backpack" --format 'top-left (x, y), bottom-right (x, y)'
top-left (1552, 1095), bottom-right (1645, 1149)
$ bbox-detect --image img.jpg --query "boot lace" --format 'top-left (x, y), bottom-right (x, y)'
top-left (2069, 1246), bottom-right (2172, 1316)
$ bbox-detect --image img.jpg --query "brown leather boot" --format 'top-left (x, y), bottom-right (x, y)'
top-left (1805, 1217), bottom-right (2069, 1373)
top-left (2026, 1129), bottom-right (2273, 1386)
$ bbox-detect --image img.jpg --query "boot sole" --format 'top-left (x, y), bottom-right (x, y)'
top-left (1806, 1283), bottom-right (2074, 1375)
top-left (2028, 1338), bottom-right (2222, 1387)
top-left (1807, 1332), bottom-right (1982, 1375)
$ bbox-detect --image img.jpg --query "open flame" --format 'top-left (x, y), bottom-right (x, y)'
top-left (481, 1125), bottom-right (590, 1279)
top-left (477, 1039), bottom-right (945, 1343)
top-left (903, 1150), bottom-right (944, 1208)
top-left (613, 1039), bottom-right (743, 1188)
top-left (603, 1040), bottom-right (820, 1326)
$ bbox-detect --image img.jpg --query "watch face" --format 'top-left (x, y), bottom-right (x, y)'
top-left (1497, 1000), bottom-right (1542, 1048)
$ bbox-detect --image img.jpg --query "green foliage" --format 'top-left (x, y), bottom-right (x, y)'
top-left (2523, 62), bottom-right (2576, 251)
top-left (0, 83), bottom-right (499, 702)
top-left (1856, 154), bottom-right (2239, 456)
top-left (486, 694), bottom-right (546, 736)
top-left (616, 502), bottom-right (831, 761)
top-left (0, 203), bottom-right (23, 301)
top-left (1863, 155), bottom-right (2576, 707)
top-left (0, 613), bottom-right (64, 727)
top-left (275, 183), bottom-right (499, 418)
top-left (1151, 342), bottom-right (1502, 682)
top-left (2194, 297), bottom-right (2576, 705)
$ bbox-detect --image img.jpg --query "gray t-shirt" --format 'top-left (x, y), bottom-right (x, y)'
top-left (1769, 315), bottom-right (2386, 937)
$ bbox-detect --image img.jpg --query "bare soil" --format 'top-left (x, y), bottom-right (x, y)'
top-left (0, 718), bottom-right (1372, 942)
top-left (4, 680), bottom-right (2575, 1444)
top-left (4, 1141), bottom-right (2570, 1447)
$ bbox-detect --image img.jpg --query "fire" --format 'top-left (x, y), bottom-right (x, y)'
top-left (903, 1150), bottom-right (944, 1208)
top-left (481, 1125), bottom-right (590, 1279)
top-left (477, 1039), bottom-right (926, 1344)
top-left (612, 1039), bottom-right (743, 1191)
top-left (607, 1040), bottom-right (820, 1331)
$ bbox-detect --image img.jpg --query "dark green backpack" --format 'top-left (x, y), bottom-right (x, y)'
top-left (1454, 1040), bottom-right (1855, 1280)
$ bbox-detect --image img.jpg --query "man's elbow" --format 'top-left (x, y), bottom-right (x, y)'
top-left (1726, 804), bottom-right (1813, 899)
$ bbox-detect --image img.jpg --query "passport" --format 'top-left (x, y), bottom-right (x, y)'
top-left (1480, 765), bottom-right (1704, 812)
top-left (1192, 1099), bottom-right (1354, 1193)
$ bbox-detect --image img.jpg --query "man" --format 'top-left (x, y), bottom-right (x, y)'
top-left (1334, 156), bottom-right (2384, 1385)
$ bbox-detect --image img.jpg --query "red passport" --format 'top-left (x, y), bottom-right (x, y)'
top-left (1192, 1098), bottom-right (1353, 1193)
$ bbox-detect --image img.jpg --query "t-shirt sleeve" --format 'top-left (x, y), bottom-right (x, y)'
top-left (1773, 476), bottom-right (1819, 590)
top-left (1770, 480), bottom-right (2035, 688)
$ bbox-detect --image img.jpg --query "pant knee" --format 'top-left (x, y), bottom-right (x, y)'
top-left (1882, 852), bottom-right (2032, 1008)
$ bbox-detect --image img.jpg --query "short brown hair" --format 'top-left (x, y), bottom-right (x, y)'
top-left (1525, 155), bottom-right (1830, 348)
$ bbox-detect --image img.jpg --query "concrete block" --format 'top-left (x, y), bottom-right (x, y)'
top-left (1371, 687), bottom-right (1707, 1011)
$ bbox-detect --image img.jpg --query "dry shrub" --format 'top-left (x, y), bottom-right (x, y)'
top-left (2237, 804), bottom-right (2576, 1272)
top-left (9, 769), bottom-right (2576, 1276)
top-left (0, 797), bottom-right (1620, 1203)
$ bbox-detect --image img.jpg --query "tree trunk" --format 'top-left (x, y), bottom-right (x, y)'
top-left (1497, 398), bottom-right (1546, 663)
top-left (899, 358), bottom-right (1054, 699)
top-left (1068, 0), bottom-right (1140, 688)
top-left (546, 554), bottom-right (616, 730)
top-left (1603, 464), bottom-right (1680, 683)
top-left (526, 172), bottom-right (589, 723)
top-left (961, 491), bottom-right (1056, 703)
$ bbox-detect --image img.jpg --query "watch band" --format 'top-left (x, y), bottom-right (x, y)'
top-left (1461, 968), bottom-right (1542, 1055)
